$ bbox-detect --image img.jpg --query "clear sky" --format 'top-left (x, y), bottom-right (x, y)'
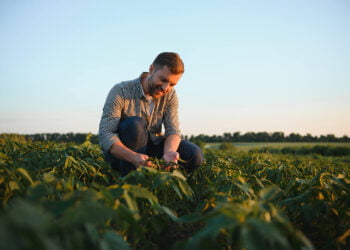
top-left (1, 0), bottom-right (349, 137)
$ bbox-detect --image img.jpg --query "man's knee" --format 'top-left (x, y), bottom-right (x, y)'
top-left (118, 116), bottom-right (148, 151)
top-left (189, 145), bottom-right (204, 170)
top-left (119, 116), bottom-right (147, 134)
top-left (178, 140), bottom-right (204, 171)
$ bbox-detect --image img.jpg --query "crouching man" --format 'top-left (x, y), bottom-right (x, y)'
top-left (98, 52), bottom-right (203, 176)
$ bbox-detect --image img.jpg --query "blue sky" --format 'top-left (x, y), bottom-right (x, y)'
top-left (1, 0), bottom-right (349, 136)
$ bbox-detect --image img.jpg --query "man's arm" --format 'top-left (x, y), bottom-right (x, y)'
top-left (162, 90), bottom-right (181, 163)
top-left (163, 134), bottom-right (181, 162)
top-left (99, 85), bottom-right (124, 153)
top-left (99, 83), bottom-right (151, 168)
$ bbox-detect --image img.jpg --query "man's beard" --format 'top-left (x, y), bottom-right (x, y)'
top-left (147, 76), bottom-right (161, 99)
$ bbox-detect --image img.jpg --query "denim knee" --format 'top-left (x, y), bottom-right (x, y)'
top-left (189, 145), bottom-right (204, 170)
top-left (118, 116), bottom-right (148, 151)
top-left (178, 140), bottom-right (204, 171)
top-left (118, 116), bottom-right (147, 134)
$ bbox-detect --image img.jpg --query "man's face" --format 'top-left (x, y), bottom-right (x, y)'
top-left (147, 65), bottom-right (182, 99)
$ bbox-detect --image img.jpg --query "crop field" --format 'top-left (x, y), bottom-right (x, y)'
top-left (206, 142), bottom-right (350, 152)
top-left (0, 136), bottom-right (349, 250)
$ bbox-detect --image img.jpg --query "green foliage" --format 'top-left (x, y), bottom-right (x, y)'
top-left (191, 139), bottom-right (206, 152)
top-left (0, 133), bottom-right (29, 143)
top-left (252, 145), bottom-right (350, 156)
top-left (0, 139), bottom-right (349, 249)
top-left (219, 142), bottom-right (237, 151)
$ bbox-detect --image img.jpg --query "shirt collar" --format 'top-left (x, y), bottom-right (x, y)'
top-left (138, 72), bottom-right (148, 100)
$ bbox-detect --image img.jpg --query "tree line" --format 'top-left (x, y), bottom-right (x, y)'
top-left (0, 133), bottom-right (99, 144)
top-left (184, 132), bottom-right (350, 143)
top-left (1, 132), bottom-right (349, 144)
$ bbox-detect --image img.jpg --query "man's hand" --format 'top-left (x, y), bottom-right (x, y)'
top-left (109, 140), bottom-right (153, 168)
top-left (130, 153), bottom-right (153, 168)
top-left (162, 151), bottom-right (179, 170)
top-left (163, 151), bottom-right (179, 163)
top-left (162, 134), bottom-right (181, 171)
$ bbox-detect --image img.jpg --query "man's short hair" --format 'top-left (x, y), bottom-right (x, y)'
top-left (152, 52), bottom-right (184, 74)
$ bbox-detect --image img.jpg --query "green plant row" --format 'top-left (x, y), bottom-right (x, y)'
top-left (0, 139), bottom-right (349, 249)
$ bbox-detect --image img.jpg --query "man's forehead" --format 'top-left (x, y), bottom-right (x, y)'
top-left (158, 66), bottom-right (181, 76)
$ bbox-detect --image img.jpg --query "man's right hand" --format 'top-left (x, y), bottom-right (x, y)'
top-left (109, 140), bottom-right (153, 168)
top-left (130, 153), bottom-right (153, 168)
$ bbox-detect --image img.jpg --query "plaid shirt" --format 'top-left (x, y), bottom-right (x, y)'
top-left (98, 73), bottom-right (181, 152)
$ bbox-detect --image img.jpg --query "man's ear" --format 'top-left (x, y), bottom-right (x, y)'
top-left (149, 64), bottom-right (154, 74)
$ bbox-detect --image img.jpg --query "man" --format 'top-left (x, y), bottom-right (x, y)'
top-left (98, 52), bottom-right (203, 176)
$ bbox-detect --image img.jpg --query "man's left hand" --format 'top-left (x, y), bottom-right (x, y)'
top-left (163, 151), bottom-right (179, 162)
top-left (162, 151), bottom-right (180, 170)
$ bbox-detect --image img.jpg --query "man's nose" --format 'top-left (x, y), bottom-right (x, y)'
top-left (161, 83), bottom-right (170, 93)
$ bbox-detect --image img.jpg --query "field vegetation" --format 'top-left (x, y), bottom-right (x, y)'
top-left (206, 142), bottom-right (350, 154)
top-left (0, 134), bottom-right (349, 249)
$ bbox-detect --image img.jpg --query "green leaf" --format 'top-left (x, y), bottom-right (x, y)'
top-left (241, 224), bottom-right (270, 250)
top-left (16, 168), bottom-right (33, 184)
top-left (152, 172), bottom-right (172, 189)
top-left (259, 187), bottom-right (280, 202)
top-left (123, 191), bottom-right (139, 218)
top-left (42, 172), bottom-right (56, 183)
top-left (140, 166), bottom-right (157, 173)
top-left (127, 185), bottom-right (158, 204)
top-left (177, 179), bottom-right (194, 200)
top-left (246, 218), bottom-right (289, 249)
top-left (9, 181), bottom-right (20, 191)
top-left (172, 170), bottom-right (187, 181)
top-left (85, 222), bottom-right (100, 245)
top-left (64, 156), bottom-right (76, 168)
top-left (158, 205), bottom-right (179, 222)
top-left (100, 230), bottom-right (130, 250)
top-left (179, 212), bottom-right (203, 223)
top-left (185, 215), bottom-right (237, 249)
top-left (170, 181), bottom-right (183, 199)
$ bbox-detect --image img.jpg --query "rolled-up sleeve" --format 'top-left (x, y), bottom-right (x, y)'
top-left (98, 86), bottom-right (124, 152)
top-left (164, 90), bottom-right (181, 138)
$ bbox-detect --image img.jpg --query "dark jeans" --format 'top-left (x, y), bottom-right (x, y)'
top-left (105, 116), bottom-right (204, 176)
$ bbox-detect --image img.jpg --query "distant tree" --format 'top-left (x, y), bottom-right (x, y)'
top-left (223, 132), bottom-right (232, 142)
top-left (241, 132), bottom-right (256, 142)
top-left (271, 132), bottom-right (284, 142)
top-left (232, 132), bottom-right (241, 142)
top-left (256, 132), bottom-right (269, 142)
top-left (287, 133), bottom-right (302, 142)
top-left (340, 135), bottom-right (349, 142)
top-left (326, 134), bottom-right (336, 142)
top-left (303, 133), bottom-right (315, 142)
